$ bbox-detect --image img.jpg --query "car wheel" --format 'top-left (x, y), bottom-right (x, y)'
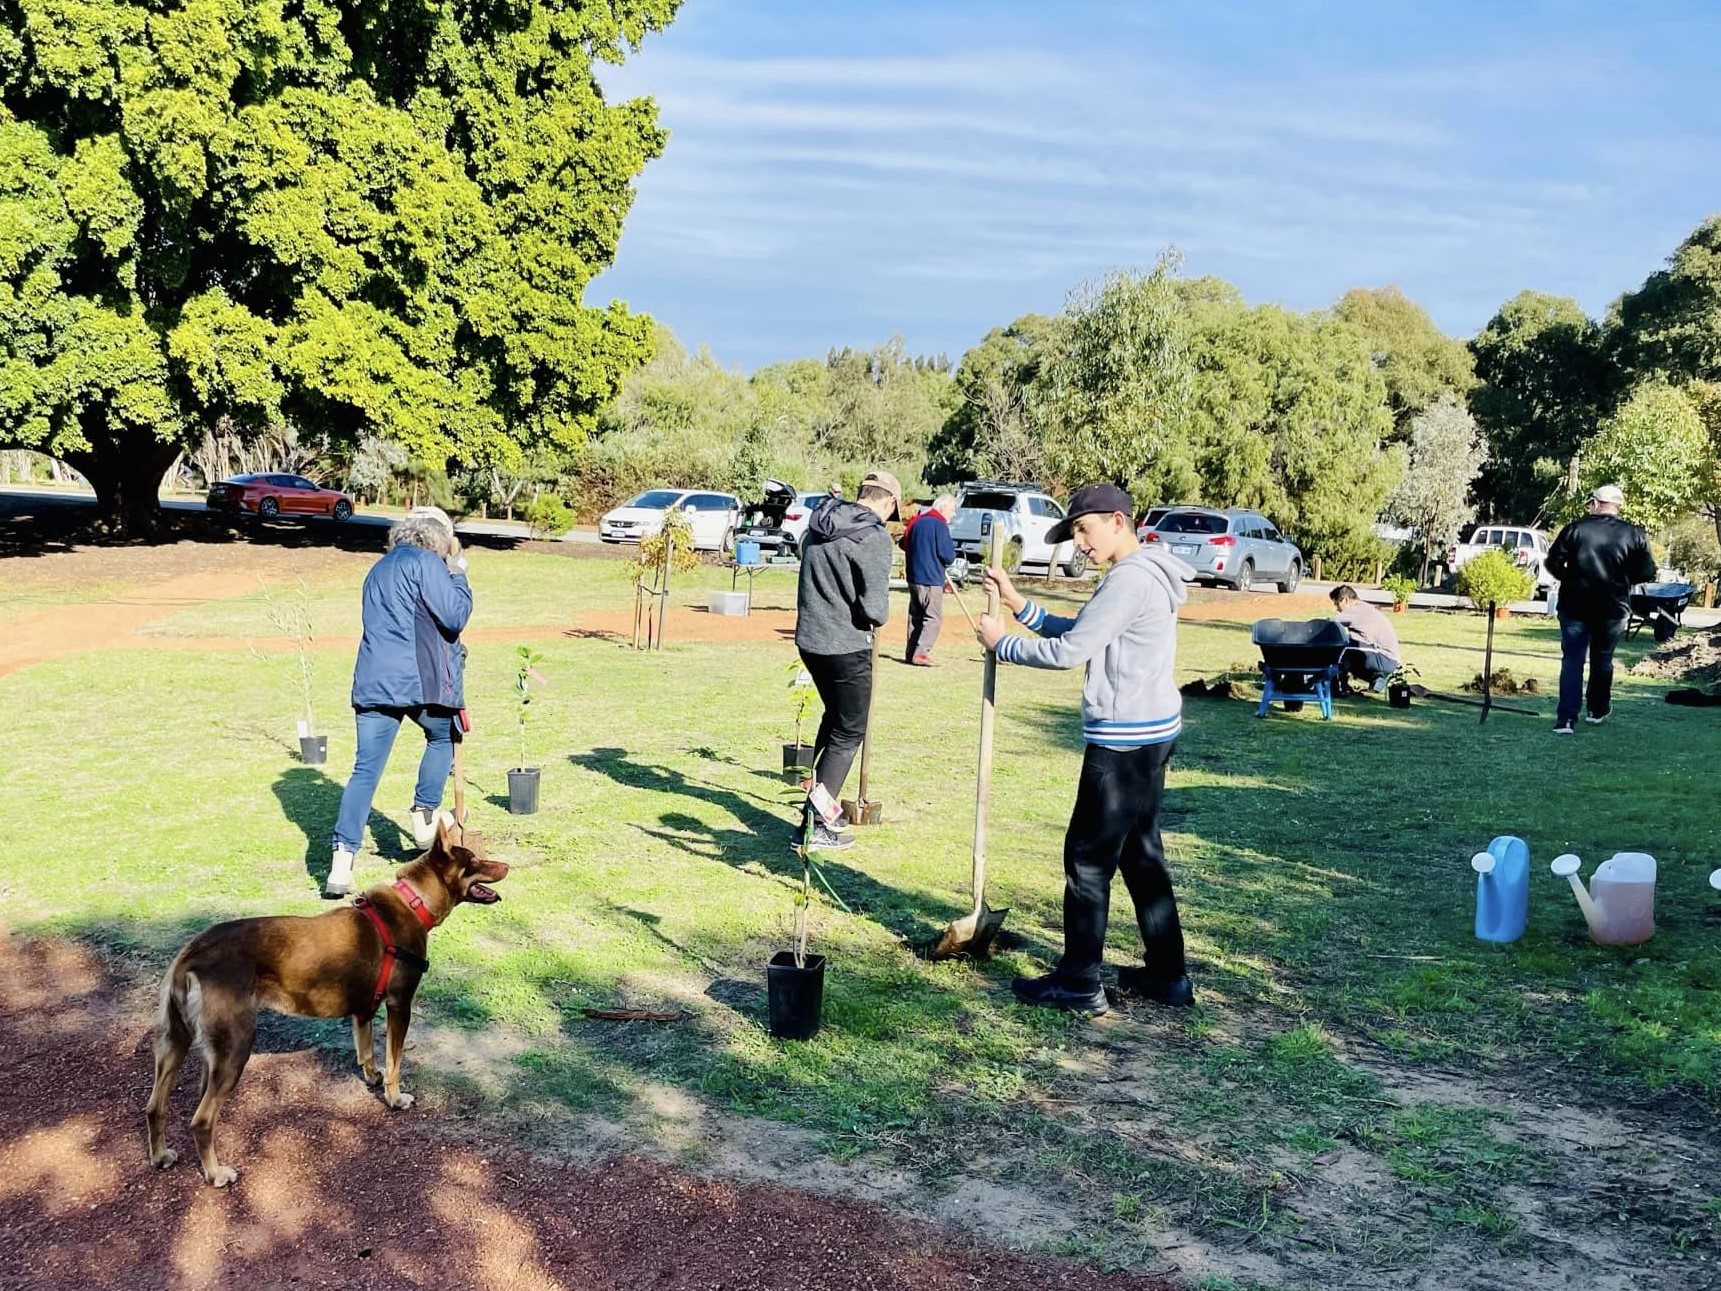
top-left (1062, 547), bottom-right (1088, 578)
top-left (258, 496), bottom-right (279, 518)
top-left (1277, 560), bottom-right (1300, 593)
top-left (332, 499), bottom-right (353, 522)
top-left (1235, 560), bottom-right (1253, 592)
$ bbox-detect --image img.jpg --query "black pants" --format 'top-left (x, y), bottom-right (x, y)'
top-left (800, 646), bottom-right (872, 813)
top-left (1057, 741), bottom-right (1186, 986)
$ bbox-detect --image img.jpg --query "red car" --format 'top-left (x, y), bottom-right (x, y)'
top-left (207, 473), bottom-right (354, 521)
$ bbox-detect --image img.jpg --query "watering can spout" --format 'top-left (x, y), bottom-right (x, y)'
top-left (1550, 854), bottom-right (1604, 938)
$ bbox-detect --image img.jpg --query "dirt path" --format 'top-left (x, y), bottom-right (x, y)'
top-left (0, 935), bottom-right (1171, 1291)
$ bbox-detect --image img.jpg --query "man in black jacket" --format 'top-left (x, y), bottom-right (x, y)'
top-left (1545, 484), bottom-right (1657, 734)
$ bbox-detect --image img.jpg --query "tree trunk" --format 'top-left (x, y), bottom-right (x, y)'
top-left (60, 431), bottom-right (183, 539)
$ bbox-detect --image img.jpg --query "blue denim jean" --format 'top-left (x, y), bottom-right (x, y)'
top-left (1557, 615), bottom-right (1625, 726)
top-left (331, 707), bottom-right (456, 852)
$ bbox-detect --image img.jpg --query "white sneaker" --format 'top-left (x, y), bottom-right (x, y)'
top-left (324, 847), bottom-right (356, 899)
top-left (409, 807), bottom-right (453, 849)
top-left (1584, 712), bottom-right (1609, 725)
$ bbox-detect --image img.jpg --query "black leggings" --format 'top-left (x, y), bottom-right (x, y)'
top-left (800, 646), bottom-right (873, 810)
top-left (1058, 741), bottom-right (1186, 986)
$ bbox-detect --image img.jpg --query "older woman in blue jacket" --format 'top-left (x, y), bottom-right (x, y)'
top-left (325, 506), bottom-right (473, 898)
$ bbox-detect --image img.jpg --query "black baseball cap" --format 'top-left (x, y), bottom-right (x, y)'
top-left (1047, 483), bottom-right (1134, 545)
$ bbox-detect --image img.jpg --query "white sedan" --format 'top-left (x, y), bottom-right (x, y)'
top-left (598, 489), bottom-right (741, 551)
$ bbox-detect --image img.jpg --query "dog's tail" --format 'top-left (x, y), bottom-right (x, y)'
top-left (155, 954), bottom-right (200, 1053)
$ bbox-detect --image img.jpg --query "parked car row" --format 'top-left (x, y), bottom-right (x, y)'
top-left (598, 489), bottom-right (742, 551)
top-left (1139, 507), bottom-right (1304, 592)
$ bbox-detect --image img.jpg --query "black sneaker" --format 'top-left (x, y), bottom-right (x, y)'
top-left (1115, 968), bottom-right (1195, 1007)
top-left (1011, 972), bottom-right (1109, 1015)
top-left (788, 821), bottom-right (854, 853)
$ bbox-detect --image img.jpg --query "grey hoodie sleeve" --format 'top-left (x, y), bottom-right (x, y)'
top-left (854, 526), bottom-right (892, 627)
top-left (996, 565), bottom-right (1149, 670)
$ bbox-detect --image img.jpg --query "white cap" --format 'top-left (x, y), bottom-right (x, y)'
top-left (408, 505), bottom-right (456, 539)
top-left (1590, 484), bottom-right (1625, 507)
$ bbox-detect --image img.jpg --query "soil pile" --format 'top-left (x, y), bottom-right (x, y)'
top-left (1633, 630), bottom-right (1721, 683)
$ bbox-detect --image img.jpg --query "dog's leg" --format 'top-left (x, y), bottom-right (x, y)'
top-left (382, 997), bottom-right (414, 1110)
top-left (144, 973), bottom-right (192, 1170)
top-left (352, 1013), bottom-right (381, 1086)
top-left (190, 1008), bottom-right (256, 1187)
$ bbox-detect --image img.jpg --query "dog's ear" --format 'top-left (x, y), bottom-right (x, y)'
top-left (432, 815), bottom-right (458, 855)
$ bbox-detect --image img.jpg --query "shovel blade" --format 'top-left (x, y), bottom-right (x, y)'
top-left (840, 798), bottom-right (884, 827)
top-left (929, 902), bottom-right (1009, 961)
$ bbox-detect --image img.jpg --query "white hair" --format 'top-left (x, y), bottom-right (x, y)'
top-left (387, 512), bottom-right (454, 555)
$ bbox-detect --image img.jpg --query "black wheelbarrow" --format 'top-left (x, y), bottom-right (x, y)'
top-left (1251, 618), bottom-right (1349, 719)
top-left (1626, 582), bottom-right (1697, 643)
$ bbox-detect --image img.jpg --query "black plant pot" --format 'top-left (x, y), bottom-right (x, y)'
top-left (782, 744), bottom-right (813, 784)
top-left (767, 951), bottom-right (826, 1040)
top-left (298, 734), bottom-right (328, 765)
top-left (1388, 683), bottom-right (1412, 710)
top-left (508, 767), bottom-right (540, 815)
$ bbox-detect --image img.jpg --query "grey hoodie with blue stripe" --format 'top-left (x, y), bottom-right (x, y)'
top-left (995, 547), bottom-right (1192, 747)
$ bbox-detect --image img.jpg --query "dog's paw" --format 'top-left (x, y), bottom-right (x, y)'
top-left (203, 1165), bottom-right (239, 1188)
top-left (150, 1148), bottom-right (178, 1170)
top-left (385, 1090), bottom-right (415, 1110)
top-left (361, 1068), bottom-right (382, 1087)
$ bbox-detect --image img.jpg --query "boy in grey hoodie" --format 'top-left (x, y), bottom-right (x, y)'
top-left (793, 470), bottom-right (901, 849)
top-left (977, 483), bottom-right (1196, 1014)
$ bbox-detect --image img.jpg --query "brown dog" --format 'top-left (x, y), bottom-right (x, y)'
top-left (144, 821), bottom-right (509, 1186)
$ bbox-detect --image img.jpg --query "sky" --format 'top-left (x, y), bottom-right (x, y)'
top-left (592, 0), bottom-right (1721, 371)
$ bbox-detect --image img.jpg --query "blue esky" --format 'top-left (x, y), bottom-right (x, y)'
top-left (593, 0), bottom-right (1720, 370)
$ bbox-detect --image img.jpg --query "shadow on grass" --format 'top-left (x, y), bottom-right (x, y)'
top-left (272, 765), bottom-right (413, 893)
top-left (571, 747), bottom-right (1015, 954)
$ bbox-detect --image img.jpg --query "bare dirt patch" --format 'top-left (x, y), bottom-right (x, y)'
top-left (1633, 630), bottom-right (1721, 684)
top-left (0, 933), bottom-right (1173, 1291)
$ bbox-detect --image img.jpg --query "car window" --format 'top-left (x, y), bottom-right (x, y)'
top-left (1156, 511), bottom-right (1226, 535)
top-left (960, 490), bottom-right (1018, 512)
top-left (626, 490), bottom-right (685, 509)
top-left (685, 493), bottom-right (733, 511)
top-left (293, 476), bottom-right (318, 490)
top-left (1261, 524), bottom-right (1282, 542)
top-left (798, 493), bottom-right (828, 507)
top-left (1042, 498), bottom-right (1066, 518)
top-left (1517, 531), bottom-right (1534, 548)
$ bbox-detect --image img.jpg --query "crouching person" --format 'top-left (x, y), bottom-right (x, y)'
top-left (1328, 584), bottom-right (1401, 694)
top-left (975, 483), bottom-right (1196, 1014)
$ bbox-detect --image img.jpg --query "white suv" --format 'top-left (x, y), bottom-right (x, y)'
top-left (949, 483), bottom-right (1088, 578)
top-left (1445, 524), bottom-right (1556, 596)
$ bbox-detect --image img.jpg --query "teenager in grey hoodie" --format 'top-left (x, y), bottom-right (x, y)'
top-left (793, 470), bottom-right (901, 850)
top-left (977, 483), bottom-right (1196, 1014)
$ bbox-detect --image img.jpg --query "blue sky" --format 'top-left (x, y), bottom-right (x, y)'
top-left (593, 0), bottom-right (1720, 370)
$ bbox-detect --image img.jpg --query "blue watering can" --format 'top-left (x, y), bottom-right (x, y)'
top-left (1470, 835), bottom-right (1529, 943)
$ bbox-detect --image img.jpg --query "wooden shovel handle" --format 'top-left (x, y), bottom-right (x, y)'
top-left (453, 736), bottom-right (467, 826)
top-left (857, 632), bottom-right (880, 799)
top-left (972, 527), bottom-right (1002, 918)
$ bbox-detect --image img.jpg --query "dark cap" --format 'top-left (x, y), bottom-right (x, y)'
top-left (1047, 482), bottom-right (1133, 545)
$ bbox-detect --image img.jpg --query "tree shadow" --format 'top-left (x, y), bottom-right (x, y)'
top-left (272, 765), bottom-right (411, 892)
top-left (569, 747), bottom-right (1007, 952)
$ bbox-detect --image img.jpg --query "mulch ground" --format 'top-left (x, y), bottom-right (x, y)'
top-left (0, 936), bottom-right (1173, 1291)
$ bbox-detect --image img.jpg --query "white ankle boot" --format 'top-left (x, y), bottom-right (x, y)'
top-left (408, 807), bottom-right (453, 849)
top-left (325, 847), bottom-right (356, 899)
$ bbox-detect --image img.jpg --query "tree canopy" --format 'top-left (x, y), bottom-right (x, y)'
top-left (0, 0), bottom-right (679, 532)
top-left (1333, 286), bottom-right (1475, 435)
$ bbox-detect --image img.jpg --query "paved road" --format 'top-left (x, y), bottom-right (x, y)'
top-left (0, 484), bottom-right (604, 543)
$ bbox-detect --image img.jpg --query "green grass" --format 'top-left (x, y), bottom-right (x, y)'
top-left (4, 549), bottom-right (1719, 1277)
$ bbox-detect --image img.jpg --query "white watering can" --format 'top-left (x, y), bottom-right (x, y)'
top-left (1550, 853), bottom-right (1656, 946)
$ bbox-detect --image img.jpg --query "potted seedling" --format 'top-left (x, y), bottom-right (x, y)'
top-left (1383, 574), bottom-right (1416, 614)
top-left (257, 578), bottom-right (326, 764)
top-left (1386, 663), bottom-right (1418, 710)
top-left (508, 645), bottom-right (546, 813)
top-left (766, 799), bottom-right (852, 1040)
top-left (782, 661), bottom-right (817, 784)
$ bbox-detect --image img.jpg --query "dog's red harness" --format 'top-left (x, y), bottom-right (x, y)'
top-left (353, 880), bottom-right (436, 1017)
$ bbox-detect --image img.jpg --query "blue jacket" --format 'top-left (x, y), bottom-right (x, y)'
top-left (906, 511), bottom-right (956, 587)
top-left (350, 545), bottom-right (473, 711)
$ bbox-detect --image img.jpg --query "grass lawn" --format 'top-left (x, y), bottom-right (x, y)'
top-left (4, 546), bottom-right (1719, 1289)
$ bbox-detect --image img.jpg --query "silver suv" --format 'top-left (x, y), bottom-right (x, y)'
top-left (1148, 507), bottom-right (1303, 592)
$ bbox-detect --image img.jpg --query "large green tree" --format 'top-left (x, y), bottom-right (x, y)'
top-left (0, 0), bottom-right (675, 533)
top-left (925, 313), bottom-right (1055, 486)
top-left (1467, 291), bottom-right (1617, 524)
top-left (1385, 398), bottom-right (1485, 583)
top-left (1609, 215), bottom-right (1721, 387)
top-left (1333, 286), bottom-right (1475, 436)
top-left (1569, 383), bottom-right (1709, 531)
